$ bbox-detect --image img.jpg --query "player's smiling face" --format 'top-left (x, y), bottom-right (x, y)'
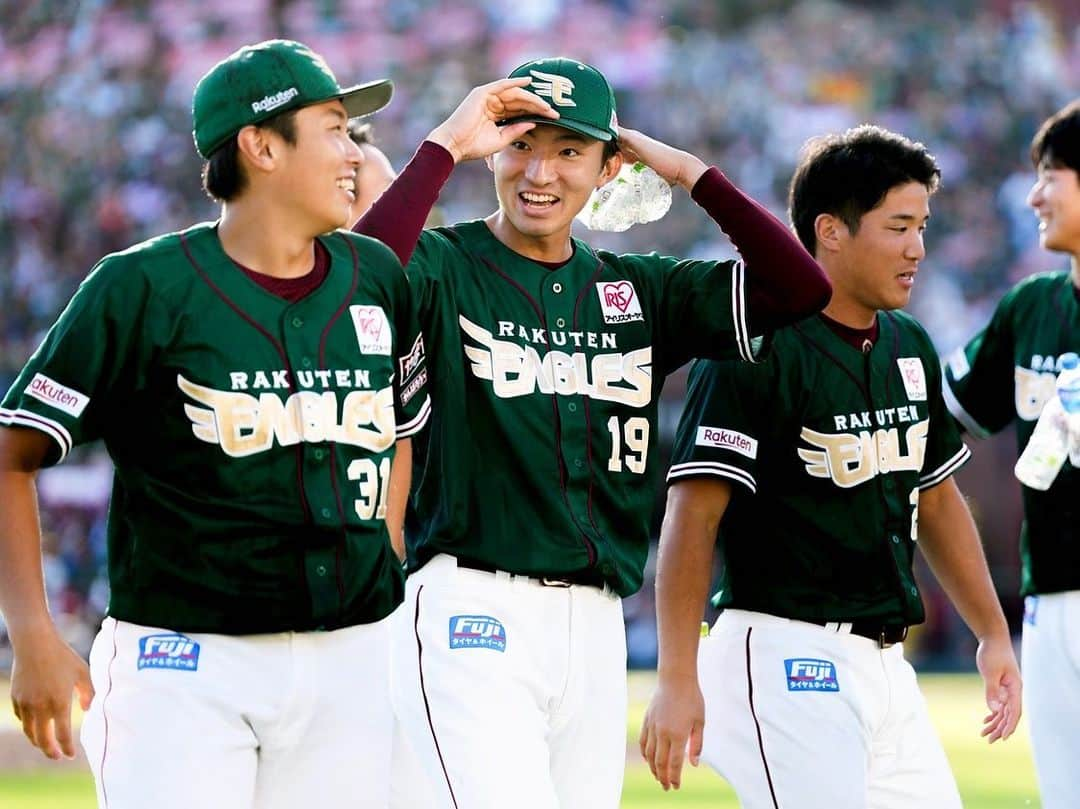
top-left (829, 181), bottom-right (930, 325)
top-left (485, 124), bottom-right (621, 260)
top-left (1028, 161), bottom-right (1080, 256)
top-left (269, 100), bottom-right (362, 234)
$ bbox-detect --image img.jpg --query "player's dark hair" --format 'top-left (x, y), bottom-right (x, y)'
top-left (348, 120), bottom-right (374, 147)
top-left (788, 125), bottom-right (941, 255)
top-left (604, 139), bottom-right (619, 163)
top-left (1030, 100), bottom-right (1080, 174)
top-left (202, 109), bottom-right (300, 202)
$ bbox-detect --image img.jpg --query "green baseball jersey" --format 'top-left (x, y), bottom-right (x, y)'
top-left (404, 220), bottom-right (763, 597)
top-left (0, 223), bottom-right (430, 634)
top-left (943, 271), bottom-right (1080, 596)
top-left (669, 311), bottom-right (970, 624)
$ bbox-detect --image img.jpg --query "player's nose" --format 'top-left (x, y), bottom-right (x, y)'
top-left (524, 156), bottom-right (556, 185)
top-left (345, 136), bottom-right (363, 166)
top-left (904, 232), bottom-right (926, 261)
top-left (1025, 180), bottom-right (1044, 210)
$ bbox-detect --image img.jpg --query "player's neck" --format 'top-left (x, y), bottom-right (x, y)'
top-left (1071, 254), bottom-right (1080, 290)
top-left (484, 212), bottom-right (573, 263)
top-left (821, 295), bottom-right (877, 330)
top-left (218, 202), bottom-right (317, 279)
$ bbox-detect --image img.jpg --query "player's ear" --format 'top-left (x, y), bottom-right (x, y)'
top-left (814, 213), bottom-right (846, 254)
top-left (236, 125), bottom-right (277, 175)
top-left (597, 149), bottom-right (622, 188)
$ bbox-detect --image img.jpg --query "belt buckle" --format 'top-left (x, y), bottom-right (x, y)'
top-left (878, 625), bottom-right (908, 648)
top-left (540, 577), bottom-right (572, 588)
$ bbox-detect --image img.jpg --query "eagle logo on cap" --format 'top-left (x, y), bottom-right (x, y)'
top-left (529, 70), bottom-right (576, 107)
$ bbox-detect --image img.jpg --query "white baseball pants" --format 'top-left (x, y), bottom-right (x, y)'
top-left (698, 609), bottom-right (961, 809)
top-left (81, 615), bottom-right (393, 809)
top-left (1022, 591), bottom-right (1080, 809)
top-left (390, 554), bottom-right (627, 809)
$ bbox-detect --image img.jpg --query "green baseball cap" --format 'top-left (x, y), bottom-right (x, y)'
top-left (505, 57), bottom-right (618, 142)
top-left (192, 39), bottom-right (393, 158)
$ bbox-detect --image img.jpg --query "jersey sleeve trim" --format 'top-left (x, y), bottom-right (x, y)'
top-left (396, 395), bottom-right (431, 439)
top-left (667, 460), bottom-right (757, 494)
top-left (0, 408), bottom-right (72, 463)
top-left (918, 444), bottom-right (971, 490)
top-left (941, 376), bottom-right (991, 440)
top-left (731, 261), bottom-right (757, 363)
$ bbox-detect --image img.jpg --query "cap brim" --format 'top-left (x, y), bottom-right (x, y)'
top-left (339, 79), bottom-right (393, 119)
top-left (501, 114), bottom-right (614, 142)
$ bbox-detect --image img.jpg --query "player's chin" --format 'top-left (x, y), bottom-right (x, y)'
top-left (878, 288), bottom-right (913, 312)
top-left (1039, 230), bottom-right (1071, 253)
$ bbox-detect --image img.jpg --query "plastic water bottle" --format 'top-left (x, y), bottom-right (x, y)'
top-left (1015, 352), bottom-right (1080, 490)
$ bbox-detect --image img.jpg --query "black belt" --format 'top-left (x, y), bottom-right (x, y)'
top-left (809, 619), bottom-right (909, 648)
top-left (454, 557), bottom-right (607, 589)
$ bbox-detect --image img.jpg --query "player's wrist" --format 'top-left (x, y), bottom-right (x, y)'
top-left (425, 129), bottom-right (462, 164)
top-left (656, 662), bottom-right (700, 683)
top-left (678, 156), bottom-right (708, 191)
top-left (974, 622), bottom-right (1011, 645)
top-left (7, 614), bottom-right (62, 650)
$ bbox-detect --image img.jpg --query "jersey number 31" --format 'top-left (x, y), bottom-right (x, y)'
top-left (348, 457), bottom-right (391, 520)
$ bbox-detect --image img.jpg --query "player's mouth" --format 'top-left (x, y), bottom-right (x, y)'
top-left (897, 270), bottom-right (917, 289)
top-left (337, 176), bottom-right (357, 203)
top-left (518, 191), bottom-right (560, 213)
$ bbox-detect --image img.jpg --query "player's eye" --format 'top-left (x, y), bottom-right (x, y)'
top-left (561, 148), bottom-right (580, 157)
top-left (510, 140), bottom-right (529, 151)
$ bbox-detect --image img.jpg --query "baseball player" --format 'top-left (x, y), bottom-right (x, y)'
top-left (943, 100), bottom-right (1080, 809)
top-left (640, 125), bottom-right (1022, 808)
top-left (0, 39), bottom-right (441, 809)
top-left (352, 58), bottom-right (831, 808)
top-left (347, 121), bottom-right (399, 224)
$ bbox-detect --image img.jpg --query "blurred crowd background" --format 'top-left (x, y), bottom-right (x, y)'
top-left (1, 0), bottom-right (1078, 671)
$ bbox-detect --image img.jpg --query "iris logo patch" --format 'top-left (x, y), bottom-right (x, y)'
top-left (349, 305), bottom-right (392, 356)
top-left (897, 357), bottom-right (927, 401)
top-left (449, 615), bottom-right (507, 652)
top-left (138, 634), bottom-right (200, 671)
top-left (784, 658), bottom-right (839, 692)
top-left (596, 281), bottom-right (644, 324)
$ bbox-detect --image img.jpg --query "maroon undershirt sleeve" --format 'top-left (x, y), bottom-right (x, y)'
top-left (690, 167), bottom-right (831, 332)
top-left (353, 140), bottom-right (454, 267)
top-left (353, 146), bottom-right (830, 333)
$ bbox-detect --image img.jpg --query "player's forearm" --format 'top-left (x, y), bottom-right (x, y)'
top-left (917, 478), bottom-right (1010, 641)
top-left (0, 468), bottom-right (54, 641)
top-left (655, 483), bottom-right (728, 680)
top-left (353, 141), bottom-right (453, 267)
top-left (0, 428), bottom-right (62, 641)
top-left (386, 439), bottom-right (412, 561)
top-left (691, 169), bottom-right (831, 332)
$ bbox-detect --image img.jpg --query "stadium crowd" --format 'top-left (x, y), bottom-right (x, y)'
top-left (0, 0), bottom-right (1077, 670)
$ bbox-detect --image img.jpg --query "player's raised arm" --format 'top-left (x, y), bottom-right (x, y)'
top-left (916, 478), bottom-right (1022, 743)
top-left (641, 478), bottom-right (732, 791)
top-left (427, 77), bottom-right (559, 164)
top-left (354, 79), bottom-right (558, 266)
top-left (616, 125), bottom-right (830, 333)
top-left (0, 427), bottom-right (93, 760)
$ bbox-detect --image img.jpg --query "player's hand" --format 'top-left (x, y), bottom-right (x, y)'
top-left (639, 672), bottom-right (704, 790)
top-left (975, 632), bottom-right (1022, 743)
top-left (427, 78), bottom-right (559, 164)
top-left (616, 127), bottom-right (708, 191)
top-left (9, 624), bottom-right (94, 760)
